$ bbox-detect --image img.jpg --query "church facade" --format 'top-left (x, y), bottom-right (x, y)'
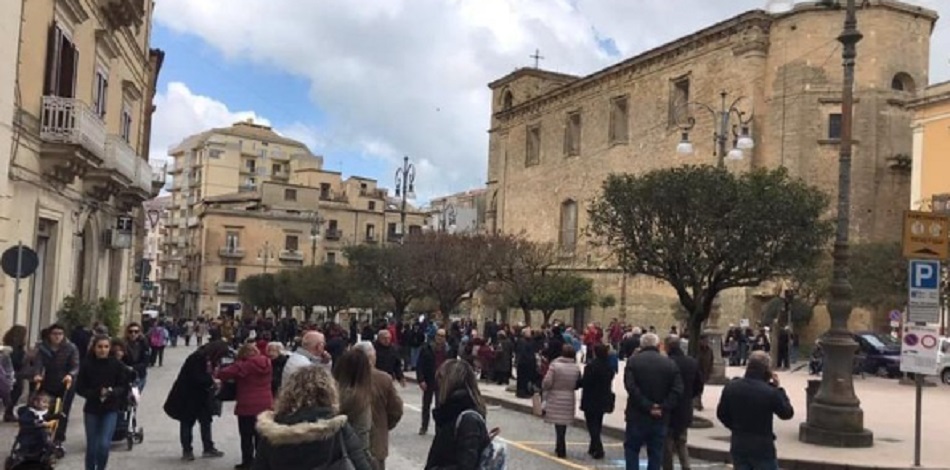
top-left (484, 1), bottom-right (937, 328)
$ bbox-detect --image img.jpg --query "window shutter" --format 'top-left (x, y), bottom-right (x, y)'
top-left (43, 24), bottom-right (59, 96)
top-left (59, 36), bottom-right (77, 98)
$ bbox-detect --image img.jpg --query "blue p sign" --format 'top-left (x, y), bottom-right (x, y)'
top-left (909, 260), bottom-right (940, 289)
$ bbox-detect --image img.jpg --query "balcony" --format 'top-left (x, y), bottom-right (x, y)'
top-left (238, 184), bottom-right (257, 193)
top-left (97, 0), bottom-right (146, 30)
top-left (39, 96), bottom-right (106, 185)
top-left (272, 169), bottom-right (290, 179)
top-left (151, 162), bottom-right (167, 193)
top-left (279, 249), bottom-right (305, 262)
top-left (216, 281), bottom-right (239, 295)
top-left (84, 135), bottom-right (137, 201)
top-left (187, 216), bottom-right (199, 227)
top-left (218, 247), bottom-right (246, 259)
top-left (325, 229), bottom-right (342, 241)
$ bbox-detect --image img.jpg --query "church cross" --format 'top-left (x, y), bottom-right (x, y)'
top-left (530, 49), bottom-right (544, 69)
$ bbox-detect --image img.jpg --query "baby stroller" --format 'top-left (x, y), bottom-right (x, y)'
top-left (112, 379), bottom-right (144, 450)
top-left (4, 388), bottom-right (68, 470)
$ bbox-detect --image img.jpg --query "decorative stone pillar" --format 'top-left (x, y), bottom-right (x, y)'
top-left (702, 296), bottom-right (728, 385)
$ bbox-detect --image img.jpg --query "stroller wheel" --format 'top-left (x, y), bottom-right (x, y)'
top-left (136, 428), bottom-right (145, 443)
top-left (126, 435), bottom-right (134, 451)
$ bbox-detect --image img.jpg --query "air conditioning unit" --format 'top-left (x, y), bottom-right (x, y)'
top-left (104, 229), bottom-right (132, 249)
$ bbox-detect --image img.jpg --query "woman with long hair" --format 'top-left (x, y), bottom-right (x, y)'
top-left (2, 325), bottom-right (27, 422)
top-left (163, 340), bottom-right (231, 461)
top-left (217, 343), bottom-right (273, 469)
top-left (76, 334), bottom-right (129, 470)
top-left (425, 359), bottom-right (493, 470)
top-left (331, 349), bottom-right (374, 457)
top-left (255, 365), bottom-right (374, 470)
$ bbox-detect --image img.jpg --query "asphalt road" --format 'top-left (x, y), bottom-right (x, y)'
top-left (0, 345), bottom-right (729, 470)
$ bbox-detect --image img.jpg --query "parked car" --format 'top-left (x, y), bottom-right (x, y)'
top-left (853, 332), bottom-right (901, 378)
top-left (937, 337), bottom-right (950, 385)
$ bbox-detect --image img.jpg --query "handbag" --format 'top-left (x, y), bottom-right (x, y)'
top-left (315, 431), bottom-right (356, 470)
top-left (605, 391), bottom-right (616, 414)
top-left (216, 381), bottom-right (237, 402)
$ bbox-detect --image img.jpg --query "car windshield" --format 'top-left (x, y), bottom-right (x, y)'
top-left (861, 333), bottom-right (898, 349)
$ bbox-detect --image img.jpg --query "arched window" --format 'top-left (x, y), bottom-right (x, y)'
top-left (891, 72), bottom-right (916, 93)
top-left (502, 90), bottom-right (514, 110)
top-left (559, 199), bottom-right (578, 252)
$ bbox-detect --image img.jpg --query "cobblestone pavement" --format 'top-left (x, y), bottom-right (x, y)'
top-left (0, 345), bottom-right (728, 469)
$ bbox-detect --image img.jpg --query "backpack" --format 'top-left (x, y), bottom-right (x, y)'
top-left (150, 328), bottom-right (164, 348)
top-left (454, 409), bottom-right (507, 470)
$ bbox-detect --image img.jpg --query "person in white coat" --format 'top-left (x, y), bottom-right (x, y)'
top-left (281, 331), bottom-right (332, 386)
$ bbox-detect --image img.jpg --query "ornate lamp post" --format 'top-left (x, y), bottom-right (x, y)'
top-left (439, 203), bottom-right (457, 233)
top-left (394, 156), bottom-right (416, 242)
top-left (676, 90), bottom-right (755, 167)
top-left (673, 90), bottom-right (754, 385)
top-left (800, 0), bottom-right (873, 447)
top-left (257, 241), bottom-right (276, 274)
top-left (309, 212), bottom-right (325, 266)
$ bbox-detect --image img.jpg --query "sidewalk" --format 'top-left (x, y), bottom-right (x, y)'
top-left (429, 365), bottom-right (950, 470)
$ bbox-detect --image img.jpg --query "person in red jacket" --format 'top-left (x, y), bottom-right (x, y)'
top-left (216, 343), bottom-right (273, 469)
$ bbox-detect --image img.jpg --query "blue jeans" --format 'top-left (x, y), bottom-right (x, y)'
top-left (625, 420), bottom-right (666, 470)
top-left (732, 453), bottom-right (779, 470)
top-left (410, 347), bottom-right (421, 369)
top-left (84, 411), bottom-right (118, 470)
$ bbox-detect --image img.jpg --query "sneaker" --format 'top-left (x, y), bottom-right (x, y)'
top-left (181, 451), bottom-right (195, 462)
top-left (203, 449), bottom-right (225, 458)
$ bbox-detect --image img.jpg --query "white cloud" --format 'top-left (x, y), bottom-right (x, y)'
top-left (152, 0), bottom-right (950, 199)
top-left (149, 82), bottom-right (270, 163)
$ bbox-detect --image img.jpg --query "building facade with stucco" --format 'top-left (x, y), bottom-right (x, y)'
top-left (484, 1), bottom-right (937, 328)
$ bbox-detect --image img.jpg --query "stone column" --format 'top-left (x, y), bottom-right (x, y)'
top-left (702, 296), bottom-right (728, 385)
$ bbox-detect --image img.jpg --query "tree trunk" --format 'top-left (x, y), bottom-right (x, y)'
top-left (688, 315), bottom-right (703, 358)
top-left (521, 304), bottom-right (532, 326)
top-left (542, 310), bottom-right (555, 326)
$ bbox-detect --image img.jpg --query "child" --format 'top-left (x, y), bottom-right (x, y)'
top-left (16, 392), bottom-right (58, 457)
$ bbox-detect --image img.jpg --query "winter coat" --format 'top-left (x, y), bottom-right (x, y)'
top-left (514, 338), bottom-right (536, 367)
top-left (270, 354), bottom-right (288, 396)
top-left (580, 357), bottom-right (615, 415)
top-left (494, 339), bottom-right (513, 375)
top-left (75, 356), bottom-right (129, 415)
top-left (424, 390), bottom-right (491, 470)
top-left (667, 349), bottom-right (704, 433)
top-left (542, 356), bottom-right (581, 426)
top-left (717, 372), bottom-right (794, 459)
top-left (0, 346), bottom-right (13, 395)
top-left (417, 342), bottom-right (457, 388)
top-left (253, 406), bottom-right (374, 470)
top-left (623, 347), bottom-right (683, 424)
top-left (16, 406), bottom-right (51, 454)
top-left (124, 336), bottom-right (150, 382)
top-left (374, 341), bottom-right (404, 381)
top-left (216, 354), bottom-right (274, 417)
top-left (163, 348), bottom-right (217, 422)
top-left (29, 341), bottom-right (80, 397)
top-left (282, 349), bottom-right (331, 386)
top-left (369, 368), bottom-right (403, 461)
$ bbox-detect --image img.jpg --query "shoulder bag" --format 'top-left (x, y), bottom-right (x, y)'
top-left (314, 431), bottom-right (355, 470)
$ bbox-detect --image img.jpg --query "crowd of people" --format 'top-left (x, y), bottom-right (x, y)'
top-left (0, 312), bottom-right (800, 470)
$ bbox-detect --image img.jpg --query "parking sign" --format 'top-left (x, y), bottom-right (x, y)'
top-left (908, 259), bottom-right (941, 324)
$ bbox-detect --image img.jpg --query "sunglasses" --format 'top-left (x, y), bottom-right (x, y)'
top-left (128, 330), bottom-right (140, 334)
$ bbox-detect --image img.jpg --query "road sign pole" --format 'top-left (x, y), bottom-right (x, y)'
top-left (12, 242), bottom-right (23, 325)
top-left (914, 370), bottom-right (922, 467)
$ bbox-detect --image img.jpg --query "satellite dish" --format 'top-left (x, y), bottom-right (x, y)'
top-left (765, 0), bottom-right (795, 12)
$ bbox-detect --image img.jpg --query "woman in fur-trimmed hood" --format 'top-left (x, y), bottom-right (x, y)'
top-left (253, 365), bottom-right (374, 470)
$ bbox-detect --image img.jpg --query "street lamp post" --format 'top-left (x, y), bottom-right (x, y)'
top-left (676, 90), bottom-right (755, 167)
top-left (309, 212), bottom-right (324, 266)
top-left (258, 241), bottom-right (276, 274)
top-left (394, 156), bottom-right (416, 242)
top-left (673, 90), bottom-right (754, 386)
top-left (800, 0), bottom-right (873, 447)
top-left (439, 204), bottom-right (457, 233)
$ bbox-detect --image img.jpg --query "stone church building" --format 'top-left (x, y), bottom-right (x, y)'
top-left (483, 1), bottom-right (937, 329)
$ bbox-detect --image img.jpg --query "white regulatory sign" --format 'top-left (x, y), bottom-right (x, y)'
top-left (900, 324), bottom-right (941, 376)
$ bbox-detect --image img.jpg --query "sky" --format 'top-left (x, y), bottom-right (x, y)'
top-left (149, 0), bottom-right (950, 203)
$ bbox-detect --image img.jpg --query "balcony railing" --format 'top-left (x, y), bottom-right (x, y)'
top-left (102, 135), bottom-right (137, 181)
top-left (40, 96), bottom-right (106, 159)
top-left (216, 281), bottom-right (239, 294)
top-left (279, 249), bottom-right (304, 262)
top-left (218, 247), bottom-right (246, 259)
top-left (135, 158), bottom-right (152, 194)
top-left (325, 229), bottom-right (342, 241)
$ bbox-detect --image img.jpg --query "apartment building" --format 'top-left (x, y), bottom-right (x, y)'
top-left (425, 188), bottom-right (488, 234)
top-left (142, 194), bottom-right (170, 307)
top-left (4, 0), bottom-right (163, 338)
top-left (909, 81), bottom-right (950, 213)
top-left (161, 121), bottom-right (425, 318)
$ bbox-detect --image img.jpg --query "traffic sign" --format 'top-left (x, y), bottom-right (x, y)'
top-left (1, 245), bottom-right (38, 279)
top-left (902, 211), bottom-right (950, 260)
top-left (889, 310), bottom-right (902, 323)
top-left (908, 259), bottom-right (941, 324)
top-left (900, 324), bottom-right (941, 375)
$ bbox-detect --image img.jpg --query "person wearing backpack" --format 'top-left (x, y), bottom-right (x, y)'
top-left (425, 359), bottom-right (506, 470)
top-left (148, 322), bottom-right (169, 368)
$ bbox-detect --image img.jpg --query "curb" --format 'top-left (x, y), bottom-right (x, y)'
top-left (404, 375), bottom-right (946, 470)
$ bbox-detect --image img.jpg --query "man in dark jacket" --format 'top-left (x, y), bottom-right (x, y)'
top-left (717, 351), bottom-right (794, 470)
top-left (374, 330), bottom-right (405, 385)
top-left (124, 323), bottom-right (150, 391)
top-left (664, 336), bottom-right (704, 470)
top-left (623, 333), bottom-right (683, 470)
top-left (514, 328), bottom-right (537, 398)
top-left (415, 329), bottom-right (456, 435)
top-left (493, 331), bottom-right (514, 385)
top-left (620, 328), bottom-right (642, 360)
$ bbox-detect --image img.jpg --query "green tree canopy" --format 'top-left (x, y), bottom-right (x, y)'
top-left (849, 242), bottom-right (905, 319)
top-left (531, 274), bottom-right (594, 325)
top-left (588, 165), bottom-right (833, 354)
top-left (488, 235), bottom-right (560, 325)
top-left (238, 273), bottom-right (280, 315)
top-left (345, 244), bottom-right (422, 317)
